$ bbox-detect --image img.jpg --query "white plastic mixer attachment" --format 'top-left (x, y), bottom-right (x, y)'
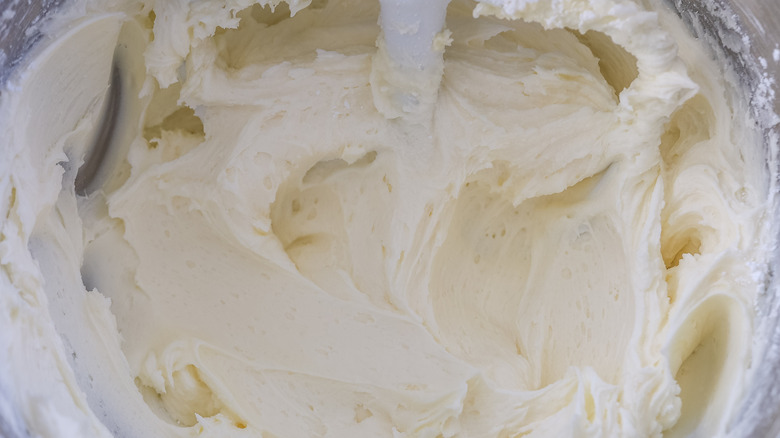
top-left (372, 0), bottom-right (452, 123)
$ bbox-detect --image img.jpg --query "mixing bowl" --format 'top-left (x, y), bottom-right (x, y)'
top-left (1, 0), bottom-right (778, 436)
top-left (665, 1), bottom-right (780, 436)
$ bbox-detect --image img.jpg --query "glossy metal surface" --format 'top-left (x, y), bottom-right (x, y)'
top-left (665, 1), bottom-right (780, 436)
top-left (670, 0), bottom-right (780, 124)
top-left (1, 0), bottom-right (779, 436)
top-left (0, 0), bottom-right (64, 83)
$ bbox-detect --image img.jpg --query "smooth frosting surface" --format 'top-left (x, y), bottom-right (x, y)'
top-left (0, 0), bottom-right (773, 437)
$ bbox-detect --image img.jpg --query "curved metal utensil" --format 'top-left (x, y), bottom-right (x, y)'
top-left (74, 60), bottom-right (121, 196)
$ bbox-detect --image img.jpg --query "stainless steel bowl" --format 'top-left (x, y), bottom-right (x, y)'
top-left (1, 0), bottom-right (779, 436)
top-left (670, 1), bottom-right (780, 436)
top-left (0, 0), bottom-right (64, 83)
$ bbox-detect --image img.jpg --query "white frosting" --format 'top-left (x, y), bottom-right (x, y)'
top-left (0, 0), bottom-right (773, 437)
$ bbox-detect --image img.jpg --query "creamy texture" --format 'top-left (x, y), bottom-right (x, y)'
top-left (0, 0), bottom-right (774, 437)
